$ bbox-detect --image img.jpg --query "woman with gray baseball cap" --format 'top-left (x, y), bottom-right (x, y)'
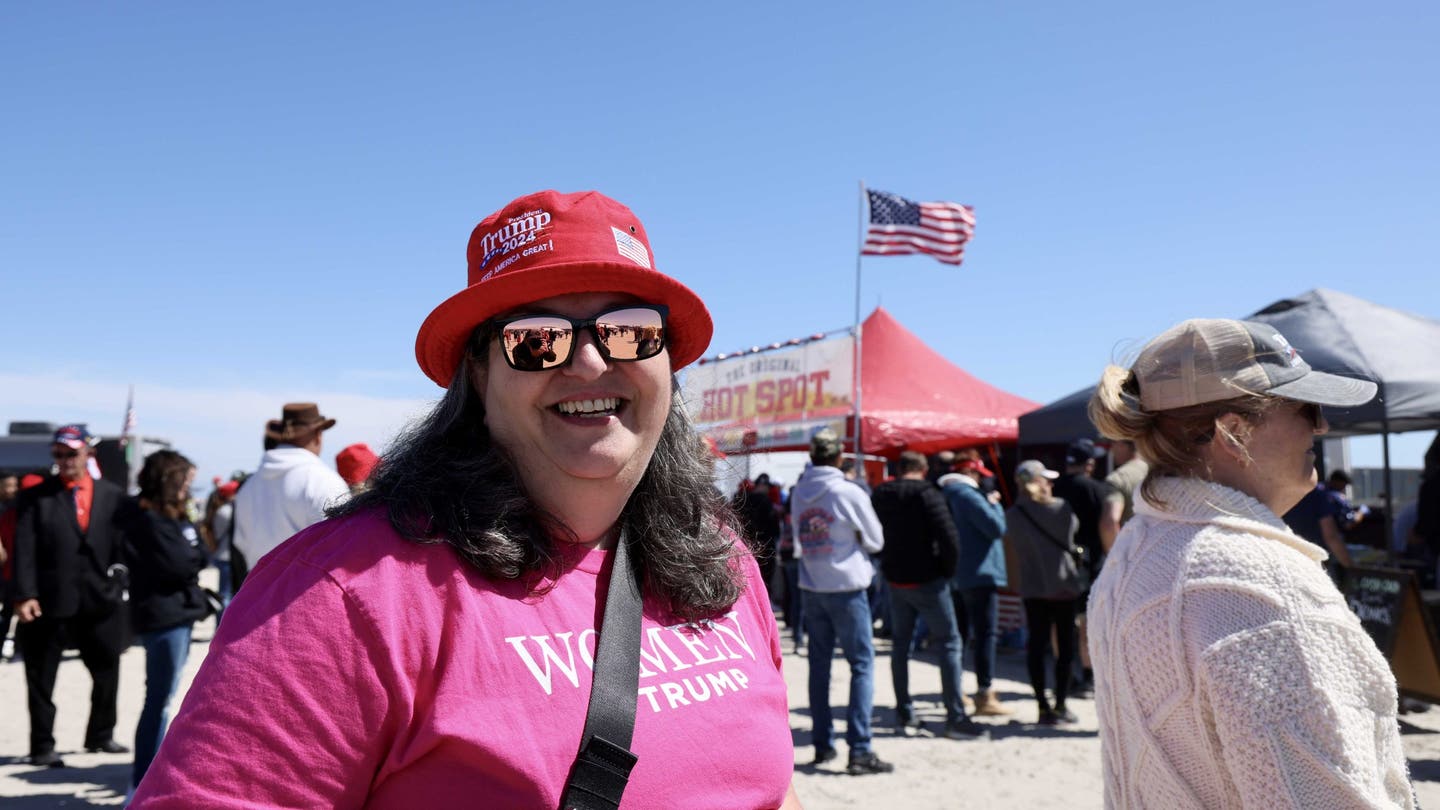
top-left (1086, 318), bottom-right (1413, 808)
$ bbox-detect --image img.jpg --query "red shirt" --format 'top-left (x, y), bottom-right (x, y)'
top-left (62, 473), bottom-right (94, 533)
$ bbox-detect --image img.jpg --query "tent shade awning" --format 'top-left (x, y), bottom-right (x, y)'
top-left (1018, 288), bottom-right (1440, 446)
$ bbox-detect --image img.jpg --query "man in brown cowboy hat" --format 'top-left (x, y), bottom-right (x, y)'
top-left (233, 404), bottom-right (349, 565)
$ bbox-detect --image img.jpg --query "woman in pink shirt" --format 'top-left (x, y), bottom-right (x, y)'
top-left (132, 191), bottom-right (800, 809)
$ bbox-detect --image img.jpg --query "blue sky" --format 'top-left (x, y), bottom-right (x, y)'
top-left (3, 2), bottom-right (1437, 488)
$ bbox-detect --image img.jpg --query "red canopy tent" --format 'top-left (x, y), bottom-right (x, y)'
top-left (854, 307), bottom-right (1038, 456)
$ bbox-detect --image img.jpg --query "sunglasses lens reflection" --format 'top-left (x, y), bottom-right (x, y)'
top-left (499, 307), bottom-right (668, 371)
top-left (594, 308), bottom-right (667, 361)
top-left (502, 318), bottom-right (573, 371)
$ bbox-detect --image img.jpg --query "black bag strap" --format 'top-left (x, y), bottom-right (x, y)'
top-left (558, 527), bottom-right (643, 810)
top-left (1016, 504), bottom-right (1080, 558)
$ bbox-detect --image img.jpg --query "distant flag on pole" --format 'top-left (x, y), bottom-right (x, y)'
top-left (861, 189), bottom-right (975, 266)
top-left (121, 386), bottom-right (137, 442)
top-left (120, 385), bottom-right (137, 472)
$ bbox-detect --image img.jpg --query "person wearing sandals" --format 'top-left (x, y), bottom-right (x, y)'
top-left (1004, 460), bottom-right (1083, 725)
top-left (131, 191), bottom-right (800, 809)
top-left (1087, 318), bottom-right (1414, 808)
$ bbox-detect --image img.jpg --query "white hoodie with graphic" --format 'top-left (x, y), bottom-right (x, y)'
top-left (789, 465), bottom-right (884, 593)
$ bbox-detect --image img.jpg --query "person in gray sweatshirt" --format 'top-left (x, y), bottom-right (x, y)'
top-left (791, 428), bottom-right (891, 775)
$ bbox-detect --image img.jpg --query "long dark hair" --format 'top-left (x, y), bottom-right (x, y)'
top-left (332, 336), bottom-right (745, 622)
top-left (138, 449), bottom-right (194, 521)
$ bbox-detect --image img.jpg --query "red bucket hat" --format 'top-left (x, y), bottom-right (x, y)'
top-left (414, 190), bottom-right (714, 387)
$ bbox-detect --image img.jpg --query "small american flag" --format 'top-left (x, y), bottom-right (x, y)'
top-left (862, 189), bottom-right (975, 266)
top-left (612, 226), bottom-right (651, 269)
top-left (120, 386), bottom-right (137, 442)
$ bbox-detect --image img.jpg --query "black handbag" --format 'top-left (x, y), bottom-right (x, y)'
top-left (557, 528), bottom-right (643, 810)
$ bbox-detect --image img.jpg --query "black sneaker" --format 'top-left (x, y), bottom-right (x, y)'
top-left (812, 747), bottom-right (838, 766)
top-left (943, 719), bottom-right (990, 740)
top-left (1037, 707), bottom-right (1059, 725)
top-left (846, 751), bottom-right (895, 775)
top-left (1052, 707), bottom-right (1079, 725)
top-left (85, 740), bottom-right (130, 754)
top-left (896, 714), bottom-right (924, 737)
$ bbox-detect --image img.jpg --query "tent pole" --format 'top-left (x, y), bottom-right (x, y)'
top-left (853, 180), bottom-right (866, 481)
top-left (1382, 420), bottom-right (1395, 558)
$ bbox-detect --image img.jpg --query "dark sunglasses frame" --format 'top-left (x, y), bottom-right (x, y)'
top-left (1192, 400), bottom-right (1325, 445)
top-left (484, 304), bottom-right (670, 372)
top-left (51, 448), bottom-right (82, 460)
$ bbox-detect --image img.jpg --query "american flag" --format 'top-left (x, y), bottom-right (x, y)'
top-left (612, 226), bottom-right (651, 269)
top-left (120, 386), bottom-right (137, 442)
top-left (862, 189), bottom-right (975, 266)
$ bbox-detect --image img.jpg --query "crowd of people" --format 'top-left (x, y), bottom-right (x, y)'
top-left (1, 189), bottom-right (1438, 808)
top-left (721, 432), bottom-right (1150, 775)
top-left (0, 407), bottom-right (379, 801)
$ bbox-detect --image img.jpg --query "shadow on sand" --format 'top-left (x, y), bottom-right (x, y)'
top-left (4, 757), bottom-right (128, 807)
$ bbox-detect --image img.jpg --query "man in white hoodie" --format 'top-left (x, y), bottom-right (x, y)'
top-left (233, 403), bottom-right (350, 566)
top-left (792, 428), bottom-right (891, 775)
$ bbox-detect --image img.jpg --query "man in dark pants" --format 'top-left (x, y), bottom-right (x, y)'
top-left (1051, 438), bottom-right (1115, 697)
top-left (12, 425), bottom-right (131, 767)
top-left (871, 451), bottom-right (987, 739)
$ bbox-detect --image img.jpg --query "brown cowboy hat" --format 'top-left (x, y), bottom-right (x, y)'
top-left (264, 403), bottom-right (337, 443)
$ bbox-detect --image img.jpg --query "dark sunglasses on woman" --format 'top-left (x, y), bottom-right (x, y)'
top-left (483, 304), bottom-right (669, 371)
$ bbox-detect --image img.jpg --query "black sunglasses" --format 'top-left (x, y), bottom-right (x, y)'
top-left (1294, 401), bottom-right (1325, 430)
top-left (1192, 401), bottom-right (1326, 445)
top-left (51, 448), bottom-right (80, 460)
top-left (486, 304), bottom-right (669, 372)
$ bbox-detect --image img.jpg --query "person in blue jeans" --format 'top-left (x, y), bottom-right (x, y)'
top-left (123, 450), bottom-right (211, 796)
top-left (871, 451), bottom-right (988, 740)
top-left (939, 453), bottom-right (1012, 717)
top-left (792, 429), bottom-right (893, 775)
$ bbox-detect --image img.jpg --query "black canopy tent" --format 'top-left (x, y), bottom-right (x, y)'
top-left (1017, 289), bottom-right (1440, 536)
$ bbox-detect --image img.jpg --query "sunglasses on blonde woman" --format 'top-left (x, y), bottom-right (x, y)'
top-left (487, 305), bottom-right (669, 372)
top-left (1294, 401), bottom-right (1325, 430)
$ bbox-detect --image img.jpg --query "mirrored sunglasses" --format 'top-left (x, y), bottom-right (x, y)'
top-left (491, 305), bottom-right (669, 372)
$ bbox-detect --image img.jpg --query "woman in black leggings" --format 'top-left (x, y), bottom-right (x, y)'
top-left (1004, 460), bottom-right (1084, 724)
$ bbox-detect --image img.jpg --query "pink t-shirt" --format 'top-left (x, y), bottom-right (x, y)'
top-left (131, 509), bottom-right (793, 809)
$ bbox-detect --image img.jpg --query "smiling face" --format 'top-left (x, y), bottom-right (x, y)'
top-left (1235, 400), bottom-right (1327, 514)
top-left (471, 291), bottom-right (672, 508)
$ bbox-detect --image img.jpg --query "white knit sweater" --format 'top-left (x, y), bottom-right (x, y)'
top-left (1088, 477), bottom-right (1414, 809)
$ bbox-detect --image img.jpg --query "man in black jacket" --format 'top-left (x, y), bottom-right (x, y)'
top-left (870, 451), bottom-right (987, 740)
top-left (12, 425), bottom-right (131, 767)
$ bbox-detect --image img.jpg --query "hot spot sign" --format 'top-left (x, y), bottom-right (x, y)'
top-left (682, 335), bottom-right (855, 432)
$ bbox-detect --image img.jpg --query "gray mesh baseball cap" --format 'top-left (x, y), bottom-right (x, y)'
top-left (1132, 318), bottom-right (1377, 412)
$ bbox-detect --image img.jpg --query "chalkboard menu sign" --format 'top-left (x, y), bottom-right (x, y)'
top-left (1343, 569), bottom-right (1412, 657)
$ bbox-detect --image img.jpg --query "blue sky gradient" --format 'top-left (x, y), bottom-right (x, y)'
top-left (3, 2), bottom-right (1436, 486)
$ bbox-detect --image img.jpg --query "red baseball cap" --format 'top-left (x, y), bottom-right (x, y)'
top-left (415, 190), bottom-right (713, 387)
top-left (955, 458), bottom-right (994, 478)
top-left (336, 442), bottom-right (379, 487)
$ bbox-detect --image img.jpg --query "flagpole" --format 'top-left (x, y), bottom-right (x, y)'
top-left (853, 181), bottom-right (866, 482)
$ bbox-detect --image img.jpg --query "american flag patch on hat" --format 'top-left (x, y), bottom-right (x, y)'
top-left (612, 226), bottom-right (651, 269)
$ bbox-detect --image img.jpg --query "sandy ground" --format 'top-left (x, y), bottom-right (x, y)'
top-left (5, 609), bottom-right (1440, 807)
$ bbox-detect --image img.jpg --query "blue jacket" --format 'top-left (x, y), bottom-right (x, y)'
top-left (939, 474), bottom-right (1007, 590)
